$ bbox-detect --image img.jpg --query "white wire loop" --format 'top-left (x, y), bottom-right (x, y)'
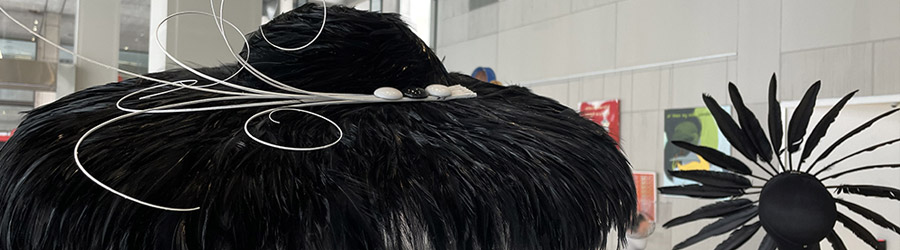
top-left (0, 0), bottom-right (476, 212)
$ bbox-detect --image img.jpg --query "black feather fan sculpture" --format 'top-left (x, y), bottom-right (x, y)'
top-left (661, 74), bottom-right (900, 250)
top-left (0, 3), bottom-right (636, 250)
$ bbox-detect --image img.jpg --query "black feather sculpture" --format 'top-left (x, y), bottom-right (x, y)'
top-left (662, 73), bottom-right (900, 250)
top-left (0, 4), bottom-right (636, 250)
top-left (663, 199), bottom-right (753, 228)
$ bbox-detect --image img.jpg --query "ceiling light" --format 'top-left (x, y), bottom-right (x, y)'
top-left (124, 46), bottom-right (129, 51)
top-left (34, 20), bottom-right (38, 25)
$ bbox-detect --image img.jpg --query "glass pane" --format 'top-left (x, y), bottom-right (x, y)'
top-left (397, 0), bottom-right (433, 46)
top-left (0, 105), bottom-right (30, 131)
top-left (0, 0), bottom-right (77, 64)
top-left (119, 0), bottom-right (150, 78)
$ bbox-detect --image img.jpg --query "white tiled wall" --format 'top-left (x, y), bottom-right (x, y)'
top-left (495, 5), bottom-right (616, 82)
top-left (781, 0), bottom-right (900, 52)
top-left (436, 0), bottom-right (900, 249)
top-left (615, 0), bottom-right (738, 67)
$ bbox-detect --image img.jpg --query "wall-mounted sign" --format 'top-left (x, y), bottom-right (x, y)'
top-left (579, 99), bottom-right (620, 143)
top-left (632, 171), bottom-right (656, 221)
top-left (662, 107), bottom-right (732, 187)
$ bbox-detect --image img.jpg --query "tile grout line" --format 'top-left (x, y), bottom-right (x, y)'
top-left (780, 36), bottom-right (900, 56)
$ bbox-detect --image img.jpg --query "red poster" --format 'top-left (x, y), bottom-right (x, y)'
top-left (0, 129), bottom-right (14, 142)
top-left (579, 100), bottom-right (620, 142)
top-left (632, 171), bottom-right (656, 221)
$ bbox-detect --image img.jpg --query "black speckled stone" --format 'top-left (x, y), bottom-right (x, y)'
top-left (403, 87), bottom-right (428, 99)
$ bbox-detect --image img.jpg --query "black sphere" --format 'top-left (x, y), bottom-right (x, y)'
top-left (759, 171), bottom-right (835, 249)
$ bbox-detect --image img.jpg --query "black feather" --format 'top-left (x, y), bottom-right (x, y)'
top-left (768, 74), bottom-right (783, 156)
top-left (825, 230), bottom-right (847, 250)
top-left (787, 81), bottom-right (821, 153)
top-left (0, 5), bottom-right (637, 250)
top-left (836, 211), bottom-right (878, 248)
top-left (802, 90), bottom-right (857, 169)
top-left (759, 234), bottom-right (777, 250)
top-left (835, 185), bottom-right (900, 201)
top-left (835, 198), bottom-right (900, 234)
top-left (810, 108), bottom-right (900, 168)
top-left (672, 141), bottom-right (752, 175)
top-left (659, 184), bottom-right (746, 199)
top-left (822, 164), bottom-right (900, 181)
top-left (664, 199), bottom-right (754, 228)
top-left (729, 83), bottom-right (773, 162)
top-left (703, 94), bottom-right (758, 161)
top-left (673, 206), bottom-right (758, 250)
top-left (714, 221), bottom-right (761, 250)
top-left (669, 170), bottom-right (751, 189)
top-left (815, 138), bottom-right (900, 176)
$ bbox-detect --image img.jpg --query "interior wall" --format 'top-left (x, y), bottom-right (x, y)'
top-left (435, 0), bottom-right (900, 249)
top-left (75, 0), bottom-right (121, 90)
top-left (165, 0), bottom-right (263, 70)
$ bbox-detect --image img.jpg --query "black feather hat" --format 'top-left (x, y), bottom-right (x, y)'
top-left (661, 74), bottom-right (900, 250)
top-left (0, 4), bottom-right (635, 250)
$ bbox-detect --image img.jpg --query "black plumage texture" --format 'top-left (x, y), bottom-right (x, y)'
top-left (669, 170), bottom-right (751, 189)
top-left (714, 221), bottom-right (761, 250)
top-left (834, 185), bottom-right (900, 201)
top-left (787, 81), bottom-right (820, 153)
top-left (811, 108), bottom-right (900, 168)
top-left (759, 234), bottom-right (777, 250)
top-left (835, 199), bottom-right (900, 234)
top-left (728, 83), bottom-right (773, 162)
top-left (801, 90), bottom-right (857, 166)
top-left (658, 184), bottom-right (745, 199)
top-left (816, 138), bottom-right (900, 177)
top-left (768, 74), bottom-right (783, 156)
top-left (836, 211), bottom-right (878, 248)
top-left (702, 95), bottom-right (758, 162)
top-left (0, 4), bottom-right (635, 250)
top-left (825, 230), bottom-right (847, 250)
top-left (822, 164), bottom-right (900, 181)
top-left (663, 199), bottom-right (753, 228)
top-left (673, 206), bottom-right (758, 250)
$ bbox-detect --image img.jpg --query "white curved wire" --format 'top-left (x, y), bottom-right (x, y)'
top-left (209, 0), bottom-right (375, 101)
top-left (0, 0), bottom-right (478, 212)
top-left (243, 105), bottom-right (347, 151)
top-left (73, 94), bottom-right (310, 212)
top-left (153, 10), bottom-right (306, 97)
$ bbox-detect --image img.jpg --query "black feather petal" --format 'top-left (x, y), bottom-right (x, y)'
top-left (670, 170), bottom-right (751, 189)
top-left (672, 141), bottom-right (752, 175)
top-left (759, 234), bottom-right (777, 250)
top-left (703, 94), bottom-right (759, 161)
top-left (787, 81), bottom-right (821, 153)
top-left (835, 185), bottom-right (900, 201)
top-left (816, 137), bottom-right (900, 176)
top-left (714, 221), bottom-right (761, 250)
top-left (836, 211), bottom-right (878, 248)
top-left (825, 230), bottom-right (847, 250)
top-left (822, 164), bottom-right (900, 181)
top-left (729, 82), bottom-right (773, 162)
top-left (811, 108), bottom-right (900, 168)
top-left (664, 199), bottom-right (754, 228)
top-left (768, 74), bottom-right (783, 156)
top-left (801, 90), bottom-right (857, 167)
top-left (835, 198), bottom-right (900, 234)
top-left (673, 206), bottom-right (758, 250)
top-left (659, 184), bottom-right (746, 199)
